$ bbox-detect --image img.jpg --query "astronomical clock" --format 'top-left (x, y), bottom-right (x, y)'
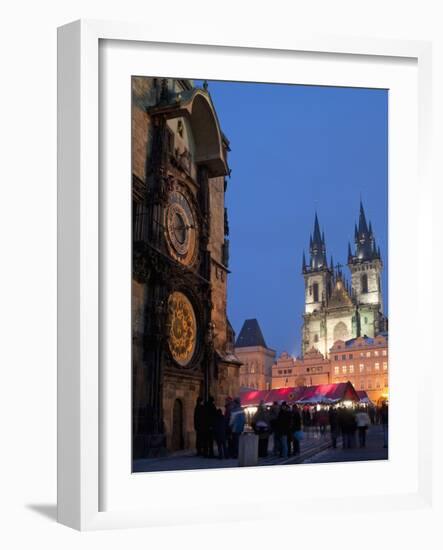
top-left (132, 77), bottom-right (240, 459)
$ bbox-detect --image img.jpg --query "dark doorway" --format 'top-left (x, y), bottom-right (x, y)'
top-left (171, 399), bottom-right (184, 451)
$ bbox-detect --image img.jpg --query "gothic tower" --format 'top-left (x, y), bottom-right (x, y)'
top-left (301, 213), bottom-right (333, 356)
top-left (348, 201), bottom-right (386, 336)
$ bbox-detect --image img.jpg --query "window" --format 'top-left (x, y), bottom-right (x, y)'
top-left (278, 370), bottom-right (283, 375)
top-left (342, 354), bottom-right (346, 360)
top-left (366, 351), bottom-right (371, 358)
top-left (374, 350), bottom-right (379, 357)
top-left (342, 365), bottom-right (347, 373)
top-left (384, 378), bottom-right (388, 388)
top-left (361, 273), bottom-right (368, 293)
top-left (313, 282), bottom-right (319, 302)
top-left (334, 355), bottom-right (338, 361)
top-left (349, 353), bottom-right (353, 359)
top-left (375, 362), bottom-right (380, 370)
top-left (364, 317), bottom-right (368, 324)
top-left (334, 366), bottom-right (339, 374)
top-left (367, 379), bottom-right (372, 389)
top-left (314, 334), bottom-right (319, 343)
top-left (376, 379), bottom-right (381, 389)
top-left (360, 381), bottom-right (365, 390)
top-left (288, 369), bottom-right (292, 374)
top-left (359, 364), bottom-right (364, 372)
top-left (382, 350), bottom-right (387, 356)
top-left (383, 362), bottom-right (388, 370)
top-left (349, 365), bottom-right (354, 373)
top-left (360, 352), bottom-right (365, 358)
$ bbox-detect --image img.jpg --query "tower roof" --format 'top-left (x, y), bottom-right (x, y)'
top-left (350, 200), bottom-right (379, 263)
top-left (235, 319), bottom-right (268, 348)
top-left (308, 212), bottom-right (328, 271)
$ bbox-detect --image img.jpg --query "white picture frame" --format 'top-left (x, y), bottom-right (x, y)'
top-left (57, 19), bottom-right (434, 531)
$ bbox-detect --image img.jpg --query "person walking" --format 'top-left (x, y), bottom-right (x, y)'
top-left (291, 404), bottom-right (302, 456)
top-left (380, 402), bottom-right (389, 448)
top-left (355, 407), bottom-right (370, 448)
top-left (269, 401), bottom-right (281, 456)
top-left (276, 402), bottom-right (292, 458)
top-left (252, 401), bottom-right (271, 458)
top-left (224, 396), bottom-right (234, 458)
top-left (229, 398), bottom-right (246, 459)
top-left (328, 406), bottom-right (339, 449)
top-left (204, 396), bottom-right (217, 458)
top-left (214, 408), bottom-right (228, 459)
top-left (193, 396), bottom-right (205, 456)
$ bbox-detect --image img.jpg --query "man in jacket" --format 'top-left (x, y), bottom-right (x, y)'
top-left (229, 398), bottom-right (246, 459)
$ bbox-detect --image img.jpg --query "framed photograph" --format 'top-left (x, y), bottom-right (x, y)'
top-left (58, 19), bottom-right (433, 530)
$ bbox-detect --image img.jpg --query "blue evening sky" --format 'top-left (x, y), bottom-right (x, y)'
top-left (196, 80), bottom-right (388, 357)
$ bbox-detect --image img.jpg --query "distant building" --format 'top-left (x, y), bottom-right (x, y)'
top-left (329, 334), bottom-right (388, 404)
top-left (235, 319), bottom-right (276, 390)
top-left (271, 348), bottom-right (330, 389)
top-left (301, 204), bottom-right (387, 358)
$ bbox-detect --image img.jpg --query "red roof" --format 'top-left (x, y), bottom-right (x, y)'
top-left (240, 381), bottom-right (359, 407)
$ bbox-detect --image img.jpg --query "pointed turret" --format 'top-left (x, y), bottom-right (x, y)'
top-left (309, 212), bottom-right (328, 270)
top-left (351, 201), bottom-right (378, 262)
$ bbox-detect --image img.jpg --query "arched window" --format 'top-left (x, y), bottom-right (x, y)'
top-left (313, 282), bottom-right (319, 302)
top-left (361, 273), bottom-right (368, 294)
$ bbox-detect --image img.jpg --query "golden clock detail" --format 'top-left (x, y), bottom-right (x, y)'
top-left (165, 190), bottom-right (198, 266)
top-left (167, 291), bottom-right (197, 366)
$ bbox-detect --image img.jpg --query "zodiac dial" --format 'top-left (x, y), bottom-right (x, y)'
top-left (165, 190), bottom-right (198, 266)
top-left (167, 291), bottom-right (197, 367)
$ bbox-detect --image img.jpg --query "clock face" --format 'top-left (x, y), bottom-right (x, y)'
top-left (165, 190), bottom-right (198, 266)
top-left (167, 291), bottom-right (197, 367)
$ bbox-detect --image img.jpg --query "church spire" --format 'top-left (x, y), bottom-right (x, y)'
top-left (302, 250), bottom-right (307, 273)
top-left (309, 212), bottom-right (327, 270)
top-left (352, 200), bottom-right (378, 262)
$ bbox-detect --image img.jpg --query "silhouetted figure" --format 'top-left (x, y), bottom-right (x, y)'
top-left (355, 407), bottom-right (370, 448)
top-left (229, 398), bottom-right (245, 459)
top-left (269, 401), bottom-right (280, 456)
top-left (290, 405), bottom-right (302, 456)
top-left (252, 401), bottom-right (270, 458)
top-left (276, 402), bottom-right (292, 458)
top-left (328, 406), bottom-right (339, 449)
top-left (224, 396), bottom-right (234, 458)
top-left (203, 396), bottom-right (217, 458)
top-left (193, 397), bottom-right (205, 456)
top-left (214, 408), bottom-right (228, 459)
top-left (380, 402), bottom-right (389, 448)
top-left (339, 407), bottom-right (357, 449)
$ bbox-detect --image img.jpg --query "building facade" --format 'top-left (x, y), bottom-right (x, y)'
top-left (132, 77), bottom-right (241, 458)
top-left (301, 204), bottom-right (387, 357)
top-left (235, 319), bottom-right (276, 391)
top-left (329, 334), bottom-right (388, 404)
top-left (271, 348), bottom-right (330, 389)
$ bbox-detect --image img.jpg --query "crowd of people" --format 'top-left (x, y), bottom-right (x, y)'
top-left (193, 396), bottom-right (246, 460)
top-left (194, 396), bottom-right (389, 461)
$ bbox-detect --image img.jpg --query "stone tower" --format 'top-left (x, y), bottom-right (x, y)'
top-left (348, 201), bottom-right (386, 336)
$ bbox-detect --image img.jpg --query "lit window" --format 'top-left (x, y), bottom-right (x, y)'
top-left (359, 364), bottom-right (364, 372)
top-left (375, 363), bottom-right (380, 370)
top-left (382, 350), bottom-right (387, 356)
top-left (334, 366), bottom-right (339, 374)
top-left (360, 352), bottom-right (364, 358)
top-left (349, 365), bottom-right (354, 373)
top-left (383, 362), bottom-right (388, 370)
top-left (366, 352), bottom-right (371, 358)
top-left (374, 350), bottom-right (379, 356)
top-left (342, 365), bottom-right (347, 373)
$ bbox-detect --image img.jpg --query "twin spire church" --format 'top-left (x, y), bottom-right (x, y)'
top-left (301, 202), bottom-right (387, 358)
